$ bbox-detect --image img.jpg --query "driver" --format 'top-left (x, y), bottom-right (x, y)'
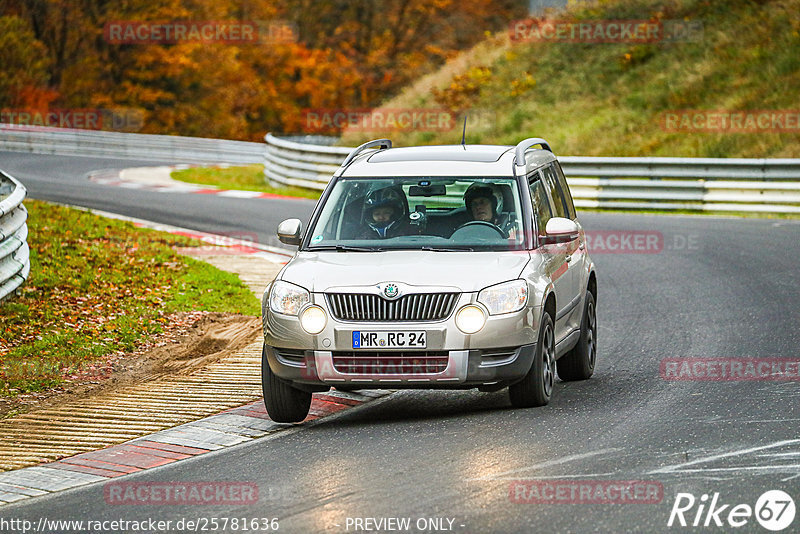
top-left (357, 186), bottom-right (410, 239)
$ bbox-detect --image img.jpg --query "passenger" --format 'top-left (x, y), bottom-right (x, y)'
top-left (357, 186), bottom-right (410, 239)
top-left (462, 183), bottom-right (516, 238)
top-left (465, 183), bottom-right (503, 221)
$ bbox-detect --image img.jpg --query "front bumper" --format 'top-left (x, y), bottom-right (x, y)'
top-left (264, 344), bottom-right (537, 388)
top-left (263, 288), bottom-right (540, 387)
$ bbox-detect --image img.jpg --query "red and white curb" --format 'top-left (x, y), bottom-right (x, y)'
top-left (0, 390), bottom-right (390, 505)
top-left (88, 166), bottom-right (314, 202)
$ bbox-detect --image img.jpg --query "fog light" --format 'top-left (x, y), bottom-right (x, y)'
top-left (456, 305), bottom-right (486, 334)
top-left (300, 306), bottom-right (327, 334)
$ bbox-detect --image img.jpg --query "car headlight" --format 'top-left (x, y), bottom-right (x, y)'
top-left (456, 305), bottom-right (486, 334)
top-left (269, 280), bottom-right (310, 316)
top-left (300, 306), bottom-right (327, 334)
top-left (478, 279), bottom-right (528, 315)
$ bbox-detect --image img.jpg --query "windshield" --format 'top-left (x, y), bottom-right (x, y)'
top-left (305, 176), bottom-right (525, 251)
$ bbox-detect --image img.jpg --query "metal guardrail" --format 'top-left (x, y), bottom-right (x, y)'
top-left (0, 126), bottom-right (263, 165)
top-left (264, 133), bottom-right (800, 213)
top-left (0, 171), bottom-right (30, 303)
top-left (2, 127), bottom-right (797, 213)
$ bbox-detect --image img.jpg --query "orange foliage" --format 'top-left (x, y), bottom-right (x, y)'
top-left (1, 0), bottom-right (526, 140)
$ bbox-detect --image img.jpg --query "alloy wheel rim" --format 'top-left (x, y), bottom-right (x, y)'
top-left (587, 301), bottom-right (596, 371)
top-left (542, 323), bottom-right (555, 397)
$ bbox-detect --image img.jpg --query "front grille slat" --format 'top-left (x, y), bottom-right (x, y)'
top-left (432, 294), bottom-right (443, 318)
top-left (424, 294), bottom-right (435, 318)
top-left (325, 292), bottom-right (459, 322)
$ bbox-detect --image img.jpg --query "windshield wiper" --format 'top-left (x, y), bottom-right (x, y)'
top-left (420, 246), bottom-right (475, 252)
top-left (309, 245), bottom-right (383, 252)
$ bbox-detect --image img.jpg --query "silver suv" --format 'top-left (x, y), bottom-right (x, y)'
top-left (262, 138), bottom-right (597, 422)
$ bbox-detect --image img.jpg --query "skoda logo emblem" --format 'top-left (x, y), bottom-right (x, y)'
top-left (382, 283), bottom-right (400, 300)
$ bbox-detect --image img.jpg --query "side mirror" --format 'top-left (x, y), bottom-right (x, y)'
top-left (277, 218), bottom-right (303, 246)
top-left (543, 217), bottom-right (579, 244)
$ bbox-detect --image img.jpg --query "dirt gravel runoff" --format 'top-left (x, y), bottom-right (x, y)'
top-left (0, 251), bottom-right (283, 471)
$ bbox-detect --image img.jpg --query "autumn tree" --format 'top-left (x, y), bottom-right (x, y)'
top-left (1, 0), bottom-right (527, 139)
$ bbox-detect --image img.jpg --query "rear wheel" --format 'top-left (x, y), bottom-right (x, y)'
top-left (509, 311), bottom-right (555, 408)
top-left (261, 344), bottom-right (312, 423)
top-left (557, 291), bottom-right (597, 381)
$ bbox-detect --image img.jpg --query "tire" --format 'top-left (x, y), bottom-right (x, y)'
top-left (557, 291), bottom-right (597, 381)
top-left (509, 311), bottom-right (555, 408)
top-left (261, 344), bottom-right (312, 423)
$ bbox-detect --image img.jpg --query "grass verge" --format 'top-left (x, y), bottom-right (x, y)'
top-left (343, 0), bottom-right (800, 158)
top-left (171, 164), bottom-right (321, 199)
top-left (0, 200), bottom-right (260, 398)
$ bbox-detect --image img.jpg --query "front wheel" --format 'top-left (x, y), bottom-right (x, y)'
top-left (261, 344), bottom-right (312, 423)
top-left (557, 291), bottom-right (597, 381)
top-left (509, 311), bottom-right (555, 408)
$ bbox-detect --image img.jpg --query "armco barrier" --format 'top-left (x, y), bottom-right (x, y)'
top-left (0, 170), bottom-right (30, 303)
top-left (0, 126), bottom-right (263, 165)
top-left (2, 126), bottom-right (797, 213)
top-left (264, 133), bottom-right (800, 213)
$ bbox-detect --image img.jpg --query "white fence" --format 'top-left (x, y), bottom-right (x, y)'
top-left (0, 171), bottom-right (30, 303)
top-left (264, 133), bottom-right (800, 213)
top-left (0, 126), bottom-right (263, 165)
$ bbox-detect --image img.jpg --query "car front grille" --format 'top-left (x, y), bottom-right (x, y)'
top-left (332, 351), bottom-right (449, 374)
top-left (325, 292), bottom-right (459, 322)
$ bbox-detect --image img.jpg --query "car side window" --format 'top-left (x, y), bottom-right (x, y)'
top-left (528, 175), bottom-right (552, 236)
top-left (552, 162), bottom-right (576, 219)
top-left (541, 166), bottom-right (567, 219)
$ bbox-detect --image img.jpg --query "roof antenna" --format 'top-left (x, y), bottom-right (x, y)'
top-left (460, 114), bottom-right (468, 149)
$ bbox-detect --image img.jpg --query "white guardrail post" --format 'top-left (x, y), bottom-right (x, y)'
top-left (264, 134), bottom-right (800, 214)
top-left (0, 170), bottom-right (30, 303)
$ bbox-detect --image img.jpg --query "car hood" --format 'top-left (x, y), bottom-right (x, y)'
top-left (281, 250), bottom-right (531, 293)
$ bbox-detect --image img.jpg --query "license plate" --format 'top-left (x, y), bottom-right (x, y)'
top-left (352, 331), bottom-right (427, 349)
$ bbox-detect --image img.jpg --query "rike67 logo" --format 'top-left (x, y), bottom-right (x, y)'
top-left (668, 490), bottom-right (796, 531)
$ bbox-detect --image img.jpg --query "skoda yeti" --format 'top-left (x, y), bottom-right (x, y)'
top-left (262, 138), bottom-right (597, 422)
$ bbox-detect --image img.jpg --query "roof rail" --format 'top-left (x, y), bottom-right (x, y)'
top-left (340, 138), bottom-right (392, 168)
top-left (514, 138), bottom-right (552, 165)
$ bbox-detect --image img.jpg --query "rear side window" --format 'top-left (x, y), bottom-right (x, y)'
top-left (541, 166), bottom-right (567, 219)
top-left (552, 162), bottom-right (576, 219)
top-left (528, 177), bottom-right (552, 236)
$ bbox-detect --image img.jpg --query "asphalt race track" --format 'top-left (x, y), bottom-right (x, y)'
top-left (0, 151), bottom-right (316, 250)
top-left (2, 150), bottom-right (799, 533)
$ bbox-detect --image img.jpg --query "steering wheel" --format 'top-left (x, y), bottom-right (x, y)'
top-left (453, 220), bottom-right (508, 238)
